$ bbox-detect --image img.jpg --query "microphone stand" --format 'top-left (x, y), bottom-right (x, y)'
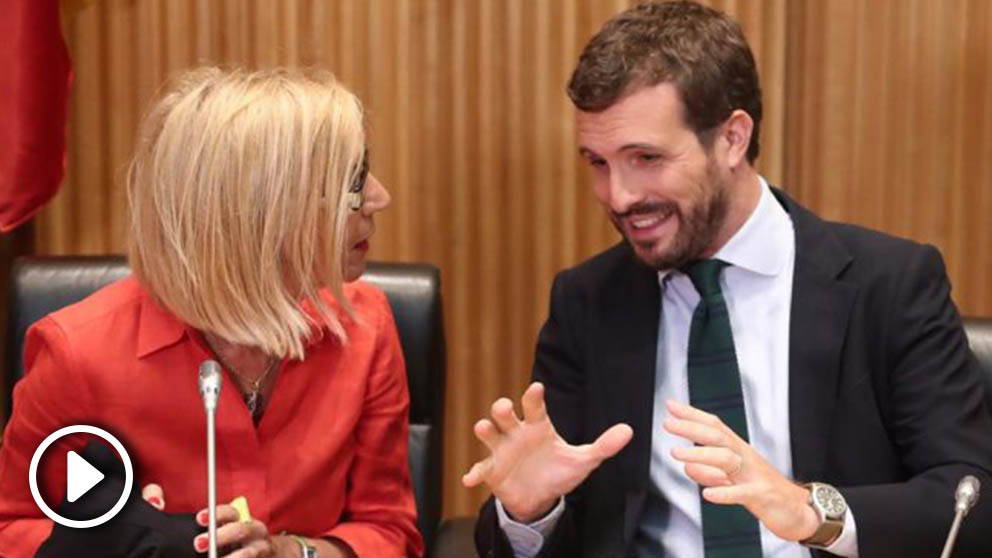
top-left (199, 361), bottom-right (223, 558)
top-left (939, 475), bottom-right (980, 558)
top-left (206, 399), bottom-right (217, 558)
top-left (939, 511), bottom-right (966, 558)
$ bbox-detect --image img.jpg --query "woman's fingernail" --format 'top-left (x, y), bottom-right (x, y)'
top-left (147, 496), bottom-right (162, 508)
top-left (194, 536), bottom-right (207, 552)
top-left (196, 511), bottom-right (207, 525)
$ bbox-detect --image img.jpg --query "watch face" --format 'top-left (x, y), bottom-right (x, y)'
top-left (814, 485), bottom-right (847, 517)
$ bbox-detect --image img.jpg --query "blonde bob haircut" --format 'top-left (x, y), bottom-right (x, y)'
top-left (127, 67), bottom-right (365, 360)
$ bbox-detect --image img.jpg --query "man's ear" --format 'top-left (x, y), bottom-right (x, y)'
top-left (720, 109), bottom-right (754, 170)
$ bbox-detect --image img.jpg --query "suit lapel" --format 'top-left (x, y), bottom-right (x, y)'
top-left (594, 189), bottom-right (857, 546)
top-left (775, 190), bottom-right (859, 481)
top-left (595, 244), bottom-right (661, 547)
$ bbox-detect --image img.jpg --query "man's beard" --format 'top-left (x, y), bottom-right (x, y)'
top-left (611, 163), bottom-right (730, 271)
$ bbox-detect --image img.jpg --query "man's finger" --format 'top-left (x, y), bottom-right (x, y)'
top-left (667, 400), bottom-right (743, 440)
top-left (664, 417), bottom-right (728, 448)
top-left (521, 382), bottom-right (548, 424)
top-left (473, 419), bottom-right (502, 451)
top-left (684, 462), bottom-right (731, 487)
top-left (666, 399), bottom-right (720, 426)
top-left (462, 458), bottom-right (493, 488)
top-left (587, 423), bottom-right (633, 460)
top-left (702, 484), bottom-right (753, 506)
top-left (671, 446), bottom-right (742, 477)
top-left (490, 398), bottom-right (521, 433)
top-left (141, 483), bottom-right (165, 511)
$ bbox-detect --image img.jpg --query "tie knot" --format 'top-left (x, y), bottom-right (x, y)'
top-left (683, 259), bottom-right (729, 297)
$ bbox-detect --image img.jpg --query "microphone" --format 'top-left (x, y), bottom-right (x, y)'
top-left (955, 475), bottom-right (980, 514)
top-left (198, 360), bottom-right (222, 558)
top-left (939, 475), bottom-right (981, 558)
top-left (198, 360), bottom-right (222, 413)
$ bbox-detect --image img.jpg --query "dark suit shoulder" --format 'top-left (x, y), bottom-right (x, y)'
top-left (780, 185), bottom-right (943, 285)
top-left (556, 241), bottom-right (649, 294)
top-left (827, 220), bottom-right (935, 261)
top-left (820, 219), bottom-right (945, 290)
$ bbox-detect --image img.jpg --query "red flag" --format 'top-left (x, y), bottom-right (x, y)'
top-left (0, 0), bottom-right (72, 233)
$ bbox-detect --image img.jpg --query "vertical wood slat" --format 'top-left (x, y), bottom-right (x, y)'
top-left (783, 0), bottom-right (992, 317)
top-left (37, 0), bottom-right (989, 519)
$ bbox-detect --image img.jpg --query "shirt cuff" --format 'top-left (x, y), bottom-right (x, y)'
top-left (495, 496), bottom-right (565, 558)
top-left (823, 506), bottom-right (859, 557)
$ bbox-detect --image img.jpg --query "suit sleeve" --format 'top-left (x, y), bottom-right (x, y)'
top-left (839, 245), bottom-right (992, 556)
top-left (475, 271), bottom-right (584, 558)
top-left (0, 318), bottom-right (92, 558)
top-left (324, 296), bottom-right (424, 558)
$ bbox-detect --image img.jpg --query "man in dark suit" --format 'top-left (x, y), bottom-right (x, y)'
top-left (464, 2), bottom-right (992, 557)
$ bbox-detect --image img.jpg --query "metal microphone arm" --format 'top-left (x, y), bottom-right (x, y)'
top-left (198, 360), bottom-right (223, 558)
top-left (939, 475), bottom-right (980, 558)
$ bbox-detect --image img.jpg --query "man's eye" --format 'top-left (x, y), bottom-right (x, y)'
top-left (588, 158), bottom-right (608, 169)
top-left (635, 153), bottom-right (661, 163)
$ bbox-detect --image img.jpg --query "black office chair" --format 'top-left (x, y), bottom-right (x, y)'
top-left (2, 255), bottom-right (448, 554)
top-left (963, 317), bottom-right (992, 417)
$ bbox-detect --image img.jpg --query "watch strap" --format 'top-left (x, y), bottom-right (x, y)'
top-left (800, 482), bottom-right (846, 549)
top-left (801, 517), bottom-right (844, 548)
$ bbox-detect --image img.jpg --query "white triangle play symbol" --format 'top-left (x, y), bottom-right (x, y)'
top-left (66, 450), bottom-right (105, 503)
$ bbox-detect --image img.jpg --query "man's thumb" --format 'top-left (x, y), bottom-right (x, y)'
top-left (592, 423), bottom-right (633, 459)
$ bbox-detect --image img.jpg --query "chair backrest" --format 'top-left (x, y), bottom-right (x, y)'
top-left (2, 256), bottom-right (445, 550)
top-left (963, 317), bottom-right (992, 418)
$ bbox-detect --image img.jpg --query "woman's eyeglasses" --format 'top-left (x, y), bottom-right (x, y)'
top-left (347, 149), bottom-right (369, 211)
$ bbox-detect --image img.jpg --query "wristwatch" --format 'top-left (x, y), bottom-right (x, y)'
top-left (288, 535), bottom-right (317, 558)
top-left (800, 482), bottom-right (847, 549)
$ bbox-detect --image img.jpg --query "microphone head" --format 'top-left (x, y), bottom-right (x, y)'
top-left (198, 360), bottom-right (223, 412)
top-left (955, 474), bottom-right (981, 515)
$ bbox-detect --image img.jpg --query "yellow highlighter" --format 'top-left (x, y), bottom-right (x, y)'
top-left (230, 496), bottom-right (252, 524)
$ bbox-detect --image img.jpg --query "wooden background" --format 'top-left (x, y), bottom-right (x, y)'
top-left (26, 0), bottom-right (992, 518)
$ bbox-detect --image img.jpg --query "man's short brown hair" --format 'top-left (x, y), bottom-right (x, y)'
top-left (568, 0), bottom-right (762, 163)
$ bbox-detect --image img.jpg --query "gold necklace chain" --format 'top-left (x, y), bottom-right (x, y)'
top-left (225, 357), bottom-right (279, 391)
top-left (226, 357), bottom-right (279, 419)
top-left (204, 337), bottom-right (280, 418)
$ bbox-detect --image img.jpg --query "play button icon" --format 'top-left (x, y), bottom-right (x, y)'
top-left (29, 425), bottom-right (133, 528)
top-left (66, 450), bottom-right (106, 503)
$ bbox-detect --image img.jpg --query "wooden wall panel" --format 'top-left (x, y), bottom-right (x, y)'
top-left (785, 0), bottom-right (992, 315)
top-left (34, 0), bottom-right (845, 519)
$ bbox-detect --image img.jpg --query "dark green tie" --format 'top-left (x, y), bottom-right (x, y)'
top-left (684, 259), bottom-right (762, 558)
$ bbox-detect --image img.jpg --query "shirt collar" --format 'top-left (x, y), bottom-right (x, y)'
top-left (657, 176), bottom-right (793, 284)
top-left (136, 292), bottom-right (188, 358)
top-left (712, 176), bottom-right (792, 277)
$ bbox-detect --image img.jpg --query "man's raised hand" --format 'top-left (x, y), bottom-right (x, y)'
top-left (463, 382), bottom-right (633, 523)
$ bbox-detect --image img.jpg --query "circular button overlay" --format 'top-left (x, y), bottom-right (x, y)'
top-left (28, 425), bottom-right (134, 529)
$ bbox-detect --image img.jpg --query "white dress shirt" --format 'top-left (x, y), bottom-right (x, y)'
top-left (498, 180), bottom-right (858, 557)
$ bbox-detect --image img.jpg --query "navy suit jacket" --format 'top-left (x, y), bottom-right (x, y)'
top-left (475, 189), bottom-right (992, 558)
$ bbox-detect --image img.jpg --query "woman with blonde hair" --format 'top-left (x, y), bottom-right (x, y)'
top-left (0, 67), bottom-right (423, 558)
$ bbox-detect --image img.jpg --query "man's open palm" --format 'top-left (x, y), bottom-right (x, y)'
top-left (463, 382), bottom-right (633, 523)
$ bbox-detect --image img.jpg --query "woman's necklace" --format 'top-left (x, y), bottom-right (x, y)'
top-left (204, 336), bottom-right (280, 420)
top-left (227, 358), bottom-right (280, 420)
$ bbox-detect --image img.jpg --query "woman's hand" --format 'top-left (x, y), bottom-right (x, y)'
top-left (141, 484), bottom-right (353, 557)
top-left (192, 504), bottom-right (278, 557)
top-left (142, 484), bottom-right (281, 557)
top-left (141, 483), bottom-right (166, 511)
